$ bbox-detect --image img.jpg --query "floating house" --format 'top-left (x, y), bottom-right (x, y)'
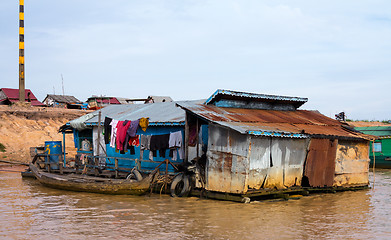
top-left (177, 89), bottom-right (373, 195)
top-left (355, 126), bottom-right (391, 168)
top-left (42, 94), bottom-right (83, 109)
top-left (0, 88), bottom-right (44, 106)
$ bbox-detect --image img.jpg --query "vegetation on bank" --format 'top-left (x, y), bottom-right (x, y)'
top-left (346, 119), bottom-right (391, 124)
top-left (0, 143), bottom-right (6, 152)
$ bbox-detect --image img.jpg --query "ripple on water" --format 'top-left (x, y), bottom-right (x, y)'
top-left (1, 171), bottom-right (391, 239)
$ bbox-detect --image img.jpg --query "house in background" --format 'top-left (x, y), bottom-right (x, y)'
top-left (0, 88), bottom-right (44, 106)
top-left (355, 126), bottom-right (391, 168)
top-left (86, 95), bottom-right (174, 110)
top-left (86, 96), bottom-right (123, 110)
top-left (42, 94), bottom-right (84, 109)
top-left (145, 96), bottom-right (173, 103)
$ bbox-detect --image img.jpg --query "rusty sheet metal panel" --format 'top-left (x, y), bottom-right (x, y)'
top-left (304, 138), bottom-right (337, 187)
top-left (247, 137), bottom-right (271, 189)
top-left (247, 137), bottom-right (308, 190)
top-left (208, 124), bottom-right (249, 156)
top-left (178, 102), bottom-right (340, 125)
top-left (264, 138), bottom-right (309, 189)
top-left (334, 140), bottom-right (370, 187)
top-left (206, 124), bottom-right (250, 194)
top-left (282, 138), bottom-right (309, 187)
top-left (264, 139), bottom-right (284, 189)
top-left (177, 102), bottom-right (370, 140)
top-left (206, 151), bottom-right (249, 194)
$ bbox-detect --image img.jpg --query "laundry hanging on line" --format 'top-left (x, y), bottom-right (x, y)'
top-left (104, 117), bottom-right (149, 152)
top-left (102, 117), bottom-right (184, 160)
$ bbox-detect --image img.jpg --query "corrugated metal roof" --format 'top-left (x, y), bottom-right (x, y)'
top-left (0, 88), bottom-right (44, 106)
top-left (147, 96), bottom-right (173, 103)
top-left (205, 89), bottom-right (308, 108)
top-left (177, 101), bottom-right (372, 140)
top-left (45, 94), bottom-right (81, 103)
top-left (116, 97), bottom-right (133, 104)
top-left (87, 97), bottom-right (121, 104)
top-left (1, 88), bottom-right (39, 101)
top-left (81, 101), bottom-right (187, 126)
top-left (355, 126), bottom-right (391, 137)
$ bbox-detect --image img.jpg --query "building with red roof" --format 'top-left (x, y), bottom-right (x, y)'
top-left (0, 88), bottom-right (45, 106)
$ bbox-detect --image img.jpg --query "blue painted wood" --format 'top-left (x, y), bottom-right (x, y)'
top-left (105, 126), bottom-right (185, 173)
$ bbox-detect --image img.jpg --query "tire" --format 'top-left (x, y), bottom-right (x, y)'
top-left (170, 174), bottom-right (191, 197)
top-left (126, 169), bottom-right (143, 181)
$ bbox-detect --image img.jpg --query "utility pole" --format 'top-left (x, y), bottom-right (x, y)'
top-left (19, 0), bottom-right (25, 102)
top-left (61, 74), bottom-right (65, 96)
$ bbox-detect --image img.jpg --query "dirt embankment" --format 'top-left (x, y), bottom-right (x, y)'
top-left (0, 105), bottom-right (89, 163)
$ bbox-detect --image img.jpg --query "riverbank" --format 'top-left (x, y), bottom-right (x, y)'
top-left (0, 105), bottom-right (89, 163)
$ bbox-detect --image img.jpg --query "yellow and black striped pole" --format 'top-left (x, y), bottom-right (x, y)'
top-left (19, 0), bottom-right (25, 102)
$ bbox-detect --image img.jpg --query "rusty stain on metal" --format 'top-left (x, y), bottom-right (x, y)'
top-left (206, 125), bottom-right (249, 193)
top-left (177, 102), bottom-right (370, 140)
top-left (304, 138), bottom-right (337, 187)
top-left (206, 124), bottom-right (312, 194)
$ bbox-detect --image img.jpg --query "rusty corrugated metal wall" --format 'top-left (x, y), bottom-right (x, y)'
top-left (304, 138), bottom-right (337, 187)
top-left (334, 140), bottom-right (370, 186)
top-left (206, 124), bottom-right (309, 194)
top-left (206, 124), bottom-right (249, 194)
top-left (247, 137), bottom-right (270, 190)
top-left (248, 137), bottom-right (309, 190)
top-left (275, 138), bottom-right (309, 188)
top-left (205, 125), bottom-right (369, 194)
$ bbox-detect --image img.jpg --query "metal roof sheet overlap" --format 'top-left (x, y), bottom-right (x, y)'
top-left (177, 101), bottom-right (372, 140)
top-left (78, 101), bottom-right (187, 126)
top-left (205, 89), bottom-right (308, 108)
top-left (46, 94), bottom-right (81, 103)
top-left (355, 126), bottom-right (391, 138)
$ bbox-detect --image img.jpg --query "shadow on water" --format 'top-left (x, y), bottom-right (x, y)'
top-left (0, 169), bottom-right (391, 239)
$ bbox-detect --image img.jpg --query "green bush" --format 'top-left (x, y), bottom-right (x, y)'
top-left (0, 143), bottom-right (6, 152)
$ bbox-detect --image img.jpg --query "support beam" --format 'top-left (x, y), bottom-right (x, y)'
top-left (63, 132), bottom-right (66, 167)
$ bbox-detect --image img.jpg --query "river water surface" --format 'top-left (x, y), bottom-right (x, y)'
top-left (1, 166), bottom-right (390, 239)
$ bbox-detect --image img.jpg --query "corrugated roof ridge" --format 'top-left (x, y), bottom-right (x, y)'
top-left (205, 89), bottom-right (308, 105)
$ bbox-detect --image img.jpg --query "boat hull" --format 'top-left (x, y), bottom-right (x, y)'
top-left (29, 164), bottom-right (156, 195)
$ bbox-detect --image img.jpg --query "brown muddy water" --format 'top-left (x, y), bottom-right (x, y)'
top-left (1, 166), bottom-right (391, 240)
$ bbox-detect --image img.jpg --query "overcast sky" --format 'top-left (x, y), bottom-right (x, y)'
top-left (1, 1), bottom-right (390, 120)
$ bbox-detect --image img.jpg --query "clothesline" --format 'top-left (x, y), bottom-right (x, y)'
top-left (103, 116), bottom-right (184, 160)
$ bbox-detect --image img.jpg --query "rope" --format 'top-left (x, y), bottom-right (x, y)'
top-left (151, 173), bottom-right (175, 195)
